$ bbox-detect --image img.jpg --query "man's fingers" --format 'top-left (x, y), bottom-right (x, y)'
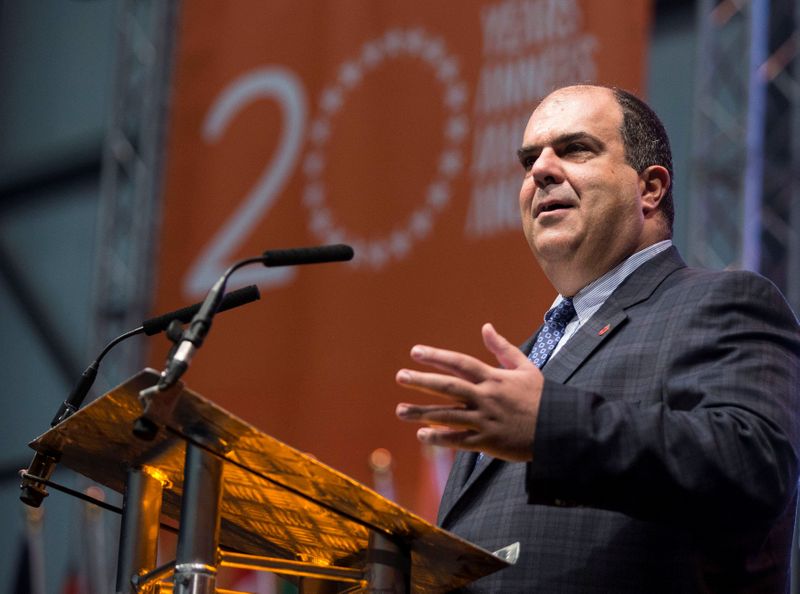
top-left (394, 323), bottom-right (542, 462)
top-left (482, 323), bottom-right (530, 370)
top-left (408, 345), bottom-right (489, 383)
top-left (416, 426), bottom-right (483, 450)
top-left (396, 368), bottom-right (479, 404)
top-left (396, 402), bottom-right (480, 429)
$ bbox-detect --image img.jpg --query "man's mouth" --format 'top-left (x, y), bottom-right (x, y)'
top-left (535, 200), bottom-right (575, 217)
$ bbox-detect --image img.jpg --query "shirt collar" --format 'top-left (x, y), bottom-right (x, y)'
top-left (547, 240), bottom-right (673, 323)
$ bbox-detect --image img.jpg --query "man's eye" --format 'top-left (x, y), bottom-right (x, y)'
top-left (564, 142), bottom-right (595, 156)
top-left (521, 156), bottom-right (537, 171)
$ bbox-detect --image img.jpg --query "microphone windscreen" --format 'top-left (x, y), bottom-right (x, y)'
top-left (142, 285), bottom-right (261, 336)
top-left (261, 244), bottom-right (354, 267)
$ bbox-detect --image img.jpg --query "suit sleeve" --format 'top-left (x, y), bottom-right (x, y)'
top-left (527, 271), bottom-right (800, 529)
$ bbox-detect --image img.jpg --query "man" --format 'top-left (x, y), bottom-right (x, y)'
top-left (395, 85), bottom-right (800, 592)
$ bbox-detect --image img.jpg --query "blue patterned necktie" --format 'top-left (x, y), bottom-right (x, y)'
top-left (470, 298), bottom-right (576, 476)
top-left (528, 298), bottom-right (577, 368)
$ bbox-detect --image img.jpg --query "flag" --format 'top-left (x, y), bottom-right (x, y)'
top-left (13, 504), bottom-right (46, 594)
top-left (11, 536), bottom-right (31, 594)
top-left (59, 563), bottom-right (81, 594)
top-left (415, 445), bottom-right (454, 523)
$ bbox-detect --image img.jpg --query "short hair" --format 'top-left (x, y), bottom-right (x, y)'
top-left (611, 87), bottom-right (674, 235)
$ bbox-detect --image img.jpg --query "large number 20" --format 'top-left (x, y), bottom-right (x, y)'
top-left (183, 67), bottom-right (307, 298)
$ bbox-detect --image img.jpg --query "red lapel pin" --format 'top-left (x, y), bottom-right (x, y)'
top-left (598, 324), bottom-right (611, 336)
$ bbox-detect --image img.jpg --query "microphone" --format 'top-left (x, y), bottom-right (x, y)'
top-left (20, 285), bottom-right (261, 507)
top-left (261, 244), bottom-right (354, 267)
top-left (142, 284), bottom-right (260, 336)
top-left (158, 244), bottom-right (354, 390)
top-left (49, 285), bottom-right (261, 426)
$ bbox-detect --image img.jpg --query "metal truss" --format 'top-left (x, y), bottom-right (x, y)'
top-left (688, 0), bottom-right (800, 314)
top-left (89, 0), bottom-right (180, 395)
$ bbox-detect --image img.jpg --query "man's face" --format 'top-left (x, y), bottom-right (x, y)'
top-left (518, 87), bottom-right (648, 286)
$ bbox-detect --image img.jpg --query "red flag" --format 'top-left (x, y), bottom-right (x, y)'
top-left (59, 563), bottom-right (81, 594)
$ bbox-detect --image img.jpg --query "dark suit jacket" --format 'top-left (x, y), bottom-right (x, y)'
top-left (439, 247), bottom-right (800, 593)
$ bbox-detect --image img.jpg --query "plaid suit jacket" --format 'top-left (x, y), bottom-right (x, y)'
top-left (438, 247), bottom-right (800, 593)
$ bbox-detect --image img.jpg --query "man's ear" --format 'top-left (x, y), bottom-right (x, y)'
top-left (639, 165), bottom-right (671, 216)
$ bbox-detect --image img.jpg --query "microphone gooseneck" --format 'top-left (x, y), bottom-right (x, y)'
top-left (158, 244), bottom-right (354, 391)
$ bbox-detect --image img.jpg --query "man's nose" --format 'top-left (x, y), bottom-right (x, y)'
top-left (531, 148), bottom-right (565, 188)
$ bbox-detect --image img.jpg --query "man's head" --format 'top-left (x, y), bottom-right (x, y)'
top-left (517, 85), bottom-right (672, 296)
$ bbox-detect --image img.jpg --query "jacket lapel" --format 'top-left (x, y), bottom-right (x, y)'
top-left (437, 451), bottom-right (472, 523)
top-left (542, 309), bottom-right (628, 383)
top-left (438, 452), bottom-right (500, 525)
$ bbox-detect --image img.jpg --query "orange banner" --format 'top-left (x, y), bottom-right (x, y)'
top-left (153, 0), bottom-right (652, 517)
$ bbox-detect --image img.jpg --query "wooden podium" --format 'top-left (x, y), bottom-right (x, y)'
top-left (27, 369), bottom-right (513, 593)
